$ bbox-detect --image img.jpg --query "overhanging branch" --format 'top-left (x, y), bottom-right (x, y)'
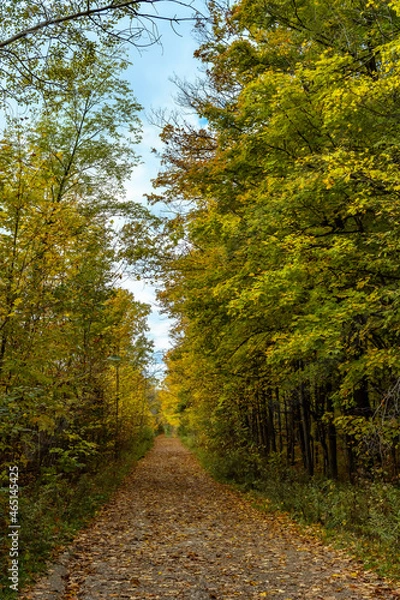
top-left (0, 1), bottom-right (144, 48)
top-left (0, 0), bottom-right (199, 49)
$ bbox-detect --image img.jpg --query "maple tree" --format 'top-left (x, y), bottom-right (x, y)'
top-left (154, 0), bottom-right (400, 482)
top-left (0, 1), bottom-right (206, 588)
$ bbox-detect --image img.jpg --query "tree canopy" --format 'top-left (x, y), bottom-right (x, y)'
top-left (0, 0), bottom-right (200, 102)
top-left (154, 0), bottom-right (400, 482)
top-left (0, 8), bottom-right (165, 581)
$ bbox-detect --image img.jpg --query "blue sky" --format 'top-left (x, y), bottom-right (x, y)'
top-left (0, 2), bottom-right (204, 370)
top-left (120, 2), bottom-right (204, 365)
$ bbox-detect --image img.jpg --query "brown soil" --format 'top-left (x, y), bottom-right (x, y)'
top-left (21, 436), bottom-right (400, 599)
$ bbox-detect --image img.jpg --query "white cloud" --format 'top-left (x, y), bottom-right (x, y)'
top-left (147, 315), bottom-right (173, 350)
top-left (120, 277), bottom-right (173, 354)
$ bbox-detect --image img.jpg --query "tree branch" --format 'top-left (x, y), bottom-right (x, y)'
top-left (0, 0), bottom-right (144, 49)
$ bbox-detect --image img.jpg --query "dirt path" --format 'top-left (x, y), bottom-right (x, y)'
top-left (22, 436), bottom-right (399, 600)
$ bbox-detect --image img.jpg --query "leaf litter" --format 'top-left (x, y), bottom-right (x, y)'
top-left (21, 436), bottom-right (400, 600)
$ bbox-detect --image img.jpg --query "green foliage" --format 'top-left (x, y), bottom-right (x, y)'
top-left (0, 23), bottom-right (159, 595)
top-left (254, 473), bottom-right (400, 579)
top-left (154, 3), bottom-right (400, 581)
top-left (0, 0), bottom-right (198, 105)
top-left (0, 429), bottom-right (154, 597)
top-left (156, 0), bottom-right (400, 486)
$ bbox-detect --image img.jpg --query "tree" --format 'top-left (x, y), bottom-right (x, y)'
top-left (153, 0), bottom-right (400, 481)
top-left (0, 0), bottom-right (201, 102)
top-left (0, 42), bottom-right (155, 478)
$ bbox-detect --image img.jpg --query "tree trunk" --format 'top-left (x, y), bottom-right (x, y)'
top-left (299, 378), bottom-right (314, 477)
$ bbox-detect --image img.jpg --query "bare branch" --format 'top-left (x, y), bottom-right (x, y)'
top-left (0, 1), bottom-right (143, 49)
top-left (0, 0), bottom-right (202, 49)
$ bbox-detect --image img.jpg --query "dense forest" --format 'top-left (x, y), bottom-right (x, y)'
top-left (0, 1), bottom-right (170, 592)
top-left (157, 0), bottom-right (400, 484)
top-left (2, 0), bottom-right (400, 593)
top-left (154, 0), bottom-right (400, 575)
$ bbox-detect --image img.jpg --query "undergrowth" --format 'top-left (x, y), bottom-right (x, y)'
top-left (0, 429), bottom-right (154, 599)
top-left (252, 475), bottom-right (400, 581)
top-left (183, 435), bottom-right (400, 582)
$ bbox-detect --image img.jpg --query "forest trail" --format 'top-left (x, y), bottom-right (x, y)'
top-left (22, 436), bottom-right (399, 600)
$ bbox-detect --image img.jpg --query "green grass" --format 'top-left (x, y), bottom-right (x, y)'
top-left (184, 436), bottom-right (400, 583)
top-left (247, 478), bottom-right (400, 581)
top-left (0, 432), bottom-right (154, 599)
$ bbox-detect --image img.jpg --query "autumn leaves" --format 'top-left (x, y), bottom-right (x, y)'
top-left (156, 0), bottom-right (400, 481)
top-left (0, 34), bottom-right (154, 492)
